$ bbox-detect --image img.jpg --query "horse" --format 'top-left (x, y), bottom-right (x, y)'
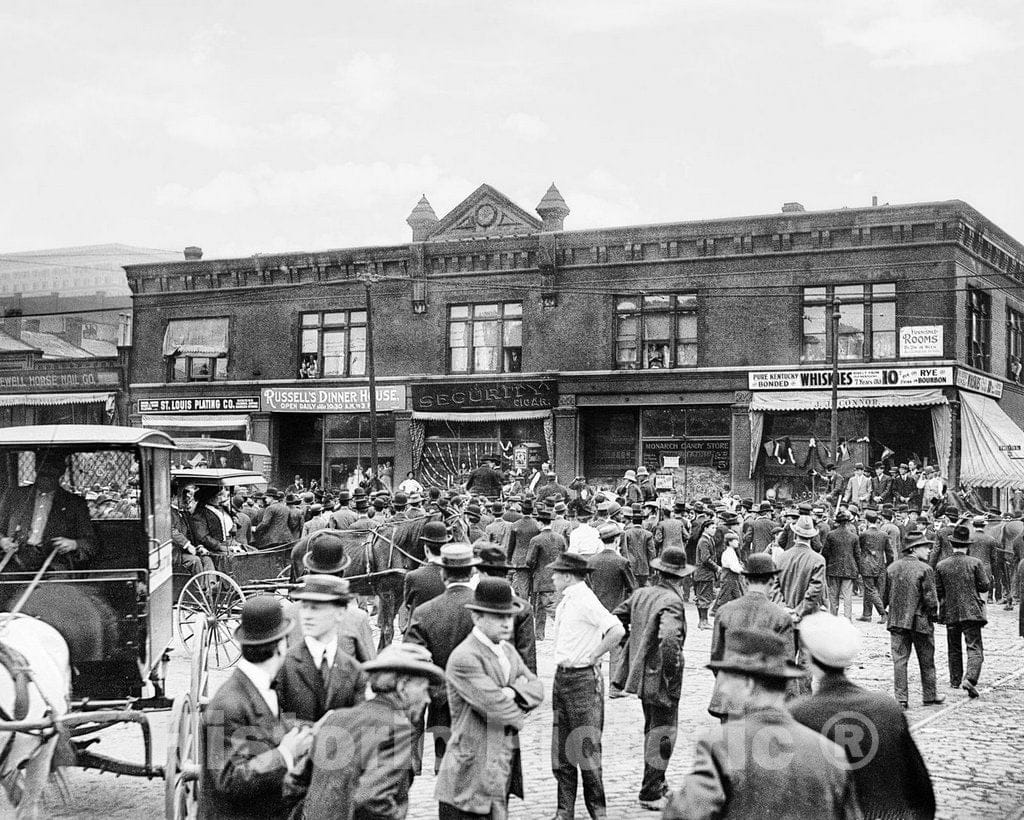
top-left (0, 614), bottom-right (71, 820)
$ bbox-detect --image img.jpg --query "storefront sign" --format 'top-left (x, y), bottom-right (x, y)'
top-left (412, 379), bottom-right (557, 411)
top-left (0, 369), bottom-right (120, 393)
top-left (748, 366), bottom-right (953, 391)
top-left (261, 386), bottom-right (404, 413)
top-left (899, 326), bottom-right (943, 358)
top-left (138, 396), bottom-right (260, 414)
top-left (955, 369), bottom-right (1003, 399)
top-left (642, 439), bottom-right (730, 472)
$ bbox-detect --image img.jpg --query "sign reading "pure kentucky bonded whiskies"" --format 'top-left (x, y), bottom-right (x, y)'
top-left (748, 366), bottom-right (954, 391)
top-left (412, 379), bottom-right (557, 411)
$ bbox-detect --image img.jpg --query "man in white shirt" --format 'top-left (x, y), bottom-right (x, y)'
top-left (567, 510), bottom-right (602, 557)
top-left (549, 552), bottom-right (626, 820)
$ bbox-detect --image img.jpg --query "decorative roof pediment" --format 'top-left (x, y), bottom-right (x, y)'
top-left (427, 184), bottom-right (542, 241)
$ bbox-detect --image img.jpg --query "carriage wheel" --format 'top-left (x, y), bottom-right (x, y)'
top-left (164, 691), bottom-right (201, 820)
top-left (175, 571), bottom-right (245, 671)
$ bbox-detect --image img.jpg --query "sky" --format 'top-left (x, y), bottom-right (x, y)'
top-left (2, 0), bottom-right (1023, 260)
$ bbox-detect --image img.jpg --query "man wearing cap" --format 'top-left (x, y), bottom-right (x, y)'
top-left (872, 462), bottom-right (894, 505)
top-left (821, 509), bottom-right (860, 621)
top-left (525, 506), bottom-right (566, 642)
top-left (791, 612), bottom-right (935, 820)
top-left (776, 515), bottom-right (827, 694)
top-left (466, 454), bottom-right (504, 500)
top-left (275, 575), bottom-right (367, 725)
top-left (857, 509), bottom-right (890, 623)
top-left (843, 463), bottom-right (872, 507)
top-left (883, 532), bottom-right (944, 708)
top-left (200, 597), bottom-right (313, 819)
top-left (622, 503), bottom-right (657, 587)
top-left (589, 521), bottom-right (637, 699)
top-left (663, 628), bottom-right (860, 820)
top-left (507, 498), bottom-right (541, 602)
top-left (935, 524), bottom-right (990, 698)
top-left (297, 643), bottom-right (441, 820)
top-left (404, 543), bottom-right (481, 772)
top-left (549, 552), bottom-right (626, 820)
top-left (477, 545), bottom-right (537, 672)
top-left (435, 577), bottom-right (544, 820)
top-left (967, 515), bottom-right (998, 590)
top-left (400, 520), bottom-right (450, 631)
top-left (611, 546), bottom-right (692, 811)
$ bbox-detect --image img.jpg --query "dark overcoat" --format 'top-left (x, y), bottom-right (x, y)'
top-left (525, 530), bottom-right (566, 592)
top-left (587, 548), bottom-right (636, 612)
top-left (822, 525), bottom-right (860, 579)
top-left (274, 642), bottom-right (366, 725)
top-left (611, 581), bottom-right (686, 707)
top-left (934, 553), bottom-right (989, 625)
top-left (884, 556), bottom-right (938, 634)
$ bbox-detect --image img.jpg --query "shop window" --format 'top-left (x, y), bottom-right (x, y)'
top-left (447, 303), bottom-right (522, 374)
top-left (615, 293), bottom-right (697, 370)
top-left (421, 418), bottom-right (546, 487)
top-left (967, 287), bottom-right (991, 371)
top-left (163, 317), bottom-right (229, 382)
top-left (801, 283), bottom-right (896, 363)
top-left (1007, 307), bottom-right (1024, 384)
top-left (298, 310), bottom-right (367, 379)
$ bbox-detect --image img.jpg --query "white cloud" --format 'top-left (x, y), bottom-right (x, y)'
top-left (165, 113), bottom-right (256, 150)
top-left (333, 52), bottom-right (398, 113)
top-left (503, 112), bottom-right (549, 143)
top-left (821, 0), bottom-right (1012, 67)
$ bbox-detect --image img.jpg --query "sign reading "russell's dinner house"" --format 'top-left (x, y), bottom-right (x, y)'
top-left (261, 386), bottom-right (405, 413)
top-left (412, 379), bottom-right (557, 411)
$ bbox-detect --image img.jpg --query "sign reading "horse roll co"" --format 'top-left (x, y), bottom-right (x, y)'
top-left (412, 379), bottom-right (557, 411)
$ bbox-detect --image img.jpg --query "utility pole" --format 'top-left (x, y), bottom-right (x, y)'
top-left (830, 297), bottom-right (842, 468)
top-left (358, 268), bottom-right (383, 483)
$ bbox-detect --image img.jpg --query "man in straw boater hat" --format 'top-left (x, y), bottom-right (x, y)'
top-left (883, 529), bottom-right (945, 709)
top-left (775, 513), bottom-right (827, 695)
top-left (610, 546), bottom-right (694, 812)
top-left (662, 627), bottom-right (861, 820)
top-left (548, 552), bottom-right (625, 820)
top-left (296, 643), bottom-right (443, 820)
top-left (791, 611), bottom-right (936, 820)
top-left (200, 596), bottom-right (313, 819)
top-left (707, 553), bottom-right (794, 722)
top-left (435, 577), bottom-right (544, 820)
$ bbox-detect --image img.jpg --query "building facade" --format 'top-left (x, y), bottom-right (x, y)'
top-left (124, 186), bottom-right (1024, 507)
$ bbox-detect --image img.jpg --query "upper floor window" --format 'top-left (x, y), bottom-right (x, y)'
top-left (1007, 306), bottom-right (1023, 384)
top-left (615, 293), bottom-right (697, 370)
top-left (299, 310), bottom-right (366, 379)
top-left (801, 283), bottom-right (896, 363)
top-left (967, 287), bottom-right (991, 372)
top-left (163, 317), bottom-right (228, 382)
top-left (448, 303), bottom-right (522, 374)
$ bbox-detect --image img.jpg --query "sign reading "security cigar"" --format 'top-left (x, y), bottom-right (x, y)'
top-left (748, 366), bottom-right (954, 391)
top-left (412, 379), bottom-right (557, 411)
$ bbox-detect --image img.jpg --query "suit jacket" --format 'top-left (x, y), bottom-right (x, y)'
top-left (0, 485), bottom-right (96, 571)
top-left (404, 585), bottom-right (475, 731)
top-left (199, 668), bottom-right (289, 820)
top-left (822, 525), bottom-right (860, 579)
top-left (511, 594), bottom-right (537, 674)
top-left (790, 673), bottom-right (935, 820)
top-left (465, 465), bottom-right (503, 498)
top-left (654, 517), bottom-right (688, 552)
top-left (694, 531), bottom-right (720, 582)
top-left (967, 531), bottom-right (998, 577)
top-left (857, 527), bottom-right (890, 577)
top-left (843, 473), bottom-right (872, 504)
top-left (254, 501), bottom-right (294, 548)
top-left (299, 694), bottom-right (415, 820)
top-left (275, 641), bottom-right (367, 725)
top-left (745, 515), bottom-right (776, 553)
top-left (777, 542), bottom-right (826, 618)
top-left (191, 505), bottom-right (232, 553)
top-left (402, 562), bottom-right (446, 625)
top-left (587, 548), bottom-right (636, 612)
top-left (508, 515), bottom-right (540, 567)
top-left (622, 524), bottom-right (656, 578)
top-left (484, 517), bottom-right (513, 549)
top-left (892, 474), bottom-right (917, 504)
top-left (663, 706), bottom-right (860, 820)
top-left (612, 581), bottom-right (686, 708)
top-left (434, 632), bottom-right (544, 814)
top-left (934, 552), bottom-right (989, 625)
top-left (525, 529), bottom-right (566, 592)
top-left (872, 474), bottom-right (894, 503)
top-left (884, 556), bottom-right (938, 634)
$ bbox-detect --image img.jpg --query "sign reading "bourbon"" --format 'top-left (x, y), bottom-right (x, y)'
top-left (412, 379), bottom-right (557, 411)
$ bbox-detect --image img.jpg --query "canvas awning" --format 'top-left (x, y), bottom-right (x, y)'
top-left (958, 392), bottom-right (1024, 489)
top-left (750, 388), bottom-right (947, 412)
top-left (162, 318), bottom-right (229, 357)
top-left (411, 409), bottom-right (551, 423)
top-left (0, 391), bottom-right (113, 407)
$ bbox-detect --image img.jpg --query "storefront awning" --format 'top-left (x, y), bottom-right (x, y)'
top-left (750, 388), bottom-right (947, 412)
top-left (958, 392), bottom-right (1024, 489)
top-left (141, 414), bottom-right (249, 431)
top-left (0, 391), bottom-right (113, 407)
top-left (411, 409), bottom-right (551, 423)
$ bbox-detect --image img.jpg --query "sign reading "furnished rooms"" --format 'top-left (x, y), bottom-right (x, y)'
top-left (261, 386), bottom-right (404, 413)
top-left (748, 366), bottom-right (954, 391)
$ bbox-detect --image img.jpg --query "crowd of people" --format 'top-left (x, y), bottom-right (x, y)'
top-left (192, 453), bottom-right (1024, 819)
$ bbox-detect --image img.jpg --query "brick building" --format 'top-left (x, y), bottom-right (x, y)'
top-left (124, 185), bottom-right (1024, 508)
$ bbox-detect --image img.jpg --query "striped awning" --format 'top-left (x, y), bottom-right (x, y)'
top-left (958, 392), bottom-right (1024, 489)
top-left (0, 391), bottom-right (113, 407)
top-left (750, 388), bottom-right (947, 412)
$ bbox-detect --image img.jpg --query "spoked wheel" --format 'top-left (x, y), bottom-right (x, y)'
top-left (165, 690), bottom-right (201, 820)
top-left (175, 571), bottom-right (245, 670)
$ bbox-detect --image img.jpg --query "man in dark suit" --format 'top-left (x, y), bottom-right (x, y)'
top-left (464, 454), bottom-right (503, 499)
top-left (275, 575), bottom-right (367, 724)
top-left (935, 524), bottom-right (990, 698)
top-left (0, 450), bottom-right (95, 572)
top-left (253, 488), bottom-right (294, 549)
top-left (589, 522), bottom-right (636, 698)
top-left (623, 503), bottom-right (656, 586)
top-left (400, 520), bottom-right (449, 632)
top-left (792, 612), bottom-right (935, 820)
top-left (822, 510), bottom-right (860, 620)
top-left (524, 506), bottom-right (565, 641)
top-left (476, 545), bottom-right (537, 672)
top-left (404, 542), bottom-right (480, 773)
top-left (200, 597), bottom-right (312, 819)
top-left (858, 511), bottom-right (891, 622)
top-left (507, 498), bottom-right (540, 601)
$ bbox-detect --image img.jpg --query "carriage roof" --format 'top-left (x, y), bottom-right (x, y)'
top-left (0, 424), bottom-right (175, 449)
top-left (171, 467), bottom-right (268, 488)
top-left (171, 437), bottom-right (271, 457)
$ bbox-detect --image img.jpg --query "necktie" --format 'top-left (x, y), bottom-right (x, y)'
top-left (319, 651), bottom-right (331, 686)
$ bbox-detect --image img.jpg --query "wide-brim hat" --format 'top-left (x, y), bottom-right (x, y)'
top-left (476, 545), bottom-right (510, 571)
top-left (706, 627), bottom-right (805, 680)
top-left (650, 547), bottom-right (695, 578)
top-left (623, 469), bottom-right (637, 481)
top-left (234, 595), bottom-right (295, 646)
top-left (439, 542), bottom-right (481, 568)
top-left (362, 643), bottom-right (444, 684)
top-left (741, 553), bottom-right (781, 576)
top-left (949, 524), bottom-right (972, 546)
top-left (303, 531), bottom-right (353, 574)
top-left (290, 574), bottom-right (352, 603)
top-left (285, 493), bottom-right (300, 506)
top-left (465, 577), bottom-right (524, 614)
top-left (792, 516), bottom-right (818, 539)
top-left (548, 552), bottom-right (593, 574)
top-left (636, 466), bottom-right (650, 477)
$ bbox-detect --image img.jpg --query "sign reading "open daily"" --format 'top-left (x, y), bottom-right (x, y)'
top-left (748, 366), bottom-right (954, 391)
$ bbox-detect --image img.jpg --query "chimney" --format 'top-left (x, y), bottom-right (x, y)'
top-left (871, 195), bottom-right (878, 207)
top-left (406, 195), bottom-right (439, 242)
top-left (536, 183), bottom-right (570, 231)
top-left (781, 202), bottom-right (805, 213)
top-left (184, 246), bottom-right (203, 261)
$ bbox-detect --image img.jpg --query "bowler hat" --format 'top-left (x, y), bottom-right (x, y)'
top-left (303, 531), bottom-right (353, 574)
top-left (706, 628), bottom-right (804, 680)
top-left (439, 542), bottom-right (481, 568)
top-left (267, 487), bottom-right (283, 499)
top-left (338, 490), bottom-right (351, 503)
top-left (536, 506), bottom-right (553, 523)
top-left (949, 524), bottom-right (972, 546)
top-left (649, 547), bottom-right (695, 578)
top-left (800, 612), bottom-right (861, 669)
top-left (234, 596), bottom-right (294, 646)
top-left (835, 509), bottom-right (852, 523)
top-left (392, 492), bottom-right (408, 509)
top-left (285, 493), bottom-right (300, 506)
top-left (420, 521), bottom-right (450, 545)
top-left (291, 574), bottom-right (351, 603)
top-left (758, 501), bottom-right (773, 513)
top-left (476, 545), bottom-right (510, 572)
top-left (465, 503), bottom-right (483, 520)
top-left (465, 577), bottom-right (523, 614)
top-left (903, 529), bottom-right (933, 551)
top-left (741, 553), bottom-right (780, 577)
top-left (362, 643), bottom-right (444, 684)
top-left (548, 552), bottom-right (593, 574)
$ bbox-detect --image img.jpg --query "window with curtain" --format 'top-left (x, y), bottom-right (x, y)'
top-left (615, 293), bottom-right (697, 369)
top-left (447, 303), bottom-right (522, 374)
top-left (163, 317), bottom-right (229, 382)
top-left (1007, 306), bottom-right (1024, 384)
top-left (967, 287), bottom-right (991, 371)
top-left (801, 283), bottom-right (896, 363)
top-left (298, 310), bottom-right (367, 378)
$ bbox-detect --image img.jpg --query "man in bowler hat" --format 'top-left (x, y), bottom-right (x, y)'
top-left (935, 524), bottom-right (990, 698)
top-left (477, 545), bottom-right (537, 672)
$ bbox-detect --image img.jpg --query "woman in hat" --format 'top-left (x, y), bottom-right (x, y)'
top-left (709, 531), bottom-right (745, 617)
